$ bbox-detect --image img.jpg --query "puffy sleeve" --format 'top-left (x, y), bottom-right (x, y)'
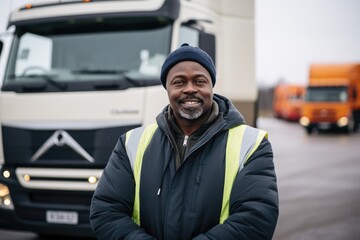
top-left (193, 138), bottom-right (279, 240)
top-left (90, 135), bottom-right (157, 240)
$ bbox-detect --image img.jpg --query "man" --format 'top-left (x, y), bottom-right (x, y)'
top-left (90, 43), bottom-right (279, 239)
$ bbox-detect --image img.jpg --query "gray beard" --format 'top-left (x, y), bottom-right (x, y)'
top-left (179, 108), bottom-right (203, 120)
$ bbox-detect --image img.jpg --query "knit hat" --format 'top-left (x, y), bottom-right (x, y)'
top-left (160, 43), bottom-right (216, 89)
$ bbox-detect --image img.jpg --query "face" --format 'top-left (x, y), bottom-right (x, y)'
top-left (166, 61), bottom-right (213, 123)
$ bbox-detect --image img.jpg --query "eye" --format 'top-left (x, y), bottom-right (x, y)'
top-left (172, 79), bottom-right (184, 86)
top-left (194, 78), bottom-right (207, 85)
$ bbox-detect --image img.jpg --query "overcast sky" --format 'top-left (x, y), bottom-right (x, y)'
top-left (1, 0), bottom-right (360, 88)
top-left (256, 0), bottom-right (360, 87)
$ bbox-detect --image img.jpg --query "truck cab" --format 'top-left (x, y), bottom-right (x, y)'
top-left (300, 64), bottom-right (360, 134)
top-left (273, 84), bottom-right (305, 121)
top-left (0, 0), bottom-right (256, 237)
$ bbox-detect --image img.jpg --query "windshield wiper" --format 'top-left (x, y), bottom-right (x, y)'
top-left (26, 74), bottom-right (67, 90)
top-left (93, 74), bottom-right (141, 90)
top-left (72, 69), bottom-right (142, 89)
top-left (7, 74), bottom-right (67, 91)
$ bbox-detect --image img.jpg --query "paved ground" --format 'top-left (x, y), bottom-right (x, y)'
top-left (258, 118), bottom-right (360, 240)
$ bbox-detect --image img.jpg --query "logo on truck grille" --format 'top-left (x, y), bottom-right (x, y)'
top-left (30, 130), bottom-right (94, 163)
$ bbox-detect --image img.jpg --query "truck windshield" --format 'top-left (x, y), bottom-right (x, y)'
top-left (2, 18), bottom-right (171, 92)
top-left (288, 93), bottom-right (303, 101)
top-left (305, 86), bottom-right (348, 102)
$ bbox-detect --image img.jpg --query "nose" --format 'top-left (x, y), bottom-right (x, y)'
top-left (183, 82), bottom-right (198, 94)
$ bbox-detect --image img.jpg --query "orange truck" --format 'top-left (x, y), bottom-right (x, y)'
top-left (273, 84), bottom-right (305, 121)
top-left (300, 64), bottom-right (360, 133)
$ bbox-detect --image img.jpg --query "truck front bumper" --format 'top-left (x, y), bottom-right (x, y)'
top-left (0, 173), bottom-right (95, 238)
top-left (0, 207), bottom-right (94, 237)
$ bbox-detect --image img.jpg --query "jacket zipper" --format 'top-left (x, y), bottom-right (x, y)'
top-left (183, 135), bottom-right (189, 147)
top-left (184, 121), bottom-right (225, 159)
top-left (160, 118), bottom-right (227, 239)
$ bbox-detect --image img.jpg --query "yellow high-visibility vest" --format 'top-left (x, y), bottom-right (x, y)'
top-left (125, 123), bottom-right (268, 225)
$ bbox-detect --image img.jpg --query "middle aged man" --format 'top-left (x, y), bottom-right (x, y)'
top-left (90, 43), bottom-right (279, 239)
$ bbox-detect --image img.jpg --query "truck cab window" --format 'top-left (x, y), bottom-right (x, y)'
top-left (15, 33), bottom-right (52, 76)
top-left (3, 20), bottom-right (171, 92)
top-left (305, 86), bottom-right (348, 102)
top-left (179, 26), bottom-right (199, 47)
top-left (179, 25), bottom-right (216, 65)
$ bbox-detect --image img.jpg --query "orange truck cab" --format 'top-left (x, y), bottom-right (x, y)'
top-left (300, 64), bottom-right (360, 133)
top-left (273, 84), bottom-right (305, 121)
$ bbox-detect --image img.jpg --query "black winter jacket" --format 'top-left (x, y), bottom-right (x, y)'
top-left (90, 94), bottom-right (279, 240)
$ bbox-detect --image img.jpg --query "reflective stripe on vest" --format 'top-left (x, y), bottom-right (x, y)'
top-left (125, 123), bottom-right (158, 225)
top-left (220, 125), bottom-right (268, 224)
top-left (125, 123), bottom-right (268, 225)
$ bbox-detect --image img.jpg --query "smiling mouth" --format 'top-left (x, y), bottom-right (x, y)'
top-left (183, 100), bottom-right (199, 105)
top-left (181, 99), bottom-right (201, 108)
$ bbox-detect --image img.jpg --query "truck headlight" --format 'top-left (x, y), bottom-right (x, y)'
top-left (299, 116), bottom-right (310, 126)
top-left (337, 117), bottom-right (348, 127)
top-left (0, 183), bottom-right (14, 210)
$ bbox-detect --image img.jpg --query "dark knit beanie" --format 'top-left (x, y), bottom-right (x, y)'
top-left (160, 43), bottom-right (216, 89)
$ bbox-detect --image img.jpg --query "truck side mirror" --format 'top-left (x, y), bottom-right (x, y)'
top-left (199, 32), bottom-right (216, 66)
top-left (0, 41), bottom-right (3, 57)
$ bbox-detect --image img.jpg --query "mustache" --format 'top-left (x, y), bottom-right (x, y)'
top-left (177, 95), bottom-right (204, 104)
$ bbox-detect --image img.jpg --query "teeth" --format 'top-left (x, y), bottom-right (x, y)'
top-left (188, 101), bottom-right (196, 105)
top-left (184, 101), bottom-right (198, 105)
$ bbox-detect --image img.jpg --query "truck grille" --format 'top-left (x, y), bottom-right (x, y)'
top-left (29, 192), bottom-right (92, 206)
top-left (2, 124), bottom-right (140, 167)
top-left (312, 108), bottom-right (337, 121)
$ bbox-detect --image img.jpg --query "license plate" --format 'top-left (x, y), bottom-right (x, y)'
top-left (319, 122), bottom-right (331, 129)
top-left (46, 210), bottom-right (78, 225)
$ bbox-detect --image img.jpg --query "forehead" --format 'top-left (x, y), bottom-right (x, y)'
top-left (167, 61), bottom-right (211, 78)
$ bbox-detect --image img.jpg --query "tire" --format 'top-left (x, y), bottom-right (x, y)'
top-left (345, 115), bottom-right (355, 133)
top-left (305, 126), bottom-right (313, 134)
top-left (354, 112), bottom-right (360, 132)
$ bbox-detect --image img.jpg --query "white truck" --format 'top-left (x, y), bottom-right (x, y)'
top-left (0, 0), bottom-right (257, 237)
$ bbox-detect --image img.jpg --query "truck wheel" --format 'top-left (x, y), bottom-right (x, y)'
top-left (354, 122), bottom-right (359, 132)
top-left (305, 126), bottom-right (313, 134)
top-left (344, 115), bottom-right (355, 133)
top-left (354, 114), bottom-right (360, 132)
